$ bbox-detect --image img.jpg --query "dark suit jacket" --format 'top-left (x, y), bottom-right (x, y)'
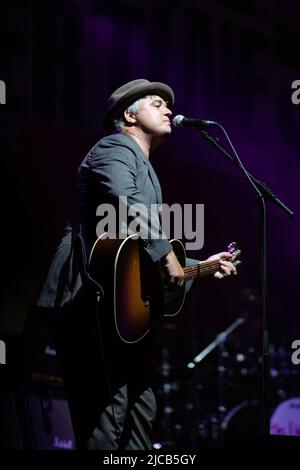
top-left (37, 133), bottom-right (173, 309)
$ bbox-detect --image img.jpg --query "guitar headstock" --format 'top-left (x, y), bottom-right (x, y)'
top-left (227, 242), bottom-right (241, 266)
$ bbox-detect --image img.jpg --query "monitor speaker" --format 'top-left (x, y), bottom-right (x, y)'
top-left (26, 390), bottom-right (75, 450)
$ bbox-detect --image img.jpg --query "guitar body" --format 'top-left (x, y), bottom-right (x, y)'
top-left (89, 234), bottom-right (186, 343)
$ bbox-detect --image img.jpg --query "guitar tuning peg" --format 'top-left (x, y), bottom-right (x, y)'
top-left (228, 242), bottom-right (238, 254)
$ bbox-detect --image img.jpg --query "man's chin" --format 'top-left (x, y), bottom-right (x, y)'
top-left (160, 125), bottom-right (172, 137)
top-left (158, 131), bottom-right (171, 142)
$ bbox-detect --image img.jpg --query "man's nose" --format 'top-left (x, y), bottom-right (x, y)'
top-left (165, 107), bottom-right (172, 116)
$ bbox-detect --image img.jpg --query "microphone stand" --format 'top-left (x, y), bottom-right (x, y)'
top-left (187, 317), bottom-right (246, 444)
top-left (198, 126), bottom-right (294, 436)
top-left (199, 130), bottom-right (294, 217)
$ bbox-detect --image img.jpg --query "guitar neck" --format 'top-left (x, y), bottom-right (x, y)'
top-left (183, 260), bottom-right (220, 280)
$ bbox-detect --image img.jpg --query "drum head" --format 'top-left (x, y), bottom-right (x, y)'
top-left (271, 397), bottom-right (300, 436)
top-left (221, 400), bottom-right (261, 441)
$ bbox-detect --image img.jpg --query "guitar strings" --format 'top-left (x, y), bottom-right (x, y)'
top-left (184, 260), bottom-right (220, 279)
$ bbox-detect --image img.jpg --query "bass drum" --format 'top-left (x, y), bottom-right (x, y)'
top-left (270, 397), bottom-right (300, 436)
top-left (221, 400), bottom-right (261, 441)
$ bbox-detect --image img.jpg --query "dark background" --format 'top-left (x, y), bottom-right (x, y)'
top-left (0, 0), bottom-right (299, 449)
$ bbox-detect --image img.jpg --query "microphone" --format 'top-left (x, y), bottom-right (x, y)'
top-left (172, 114), bottom-right (217, 130)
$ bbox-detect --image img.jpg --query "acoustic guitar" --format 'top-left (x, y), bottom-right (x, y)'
top-left (89, 234), bottom-right (241, 343)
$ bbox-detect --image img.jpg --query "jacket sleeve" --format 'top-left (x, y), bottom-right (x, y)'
top-left (87, 148), bottom-right (172, 263)
top-left (185, 256), bottom-right (199, 293)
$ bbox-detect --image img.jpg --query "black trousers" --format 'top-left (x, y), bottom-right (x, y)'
top-left (49, 289), bottom-right (156, 450)
top-left (86, 382), bottom-right (156, 450)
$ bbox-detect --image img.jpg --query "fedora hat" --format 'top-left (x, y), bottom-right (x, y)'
top-left (103, 79), bottom-right (174, 133)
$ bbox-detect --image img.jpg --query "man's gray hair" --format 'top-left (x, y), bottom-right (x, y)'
top-left (113, 95), bottom-right (153, 130)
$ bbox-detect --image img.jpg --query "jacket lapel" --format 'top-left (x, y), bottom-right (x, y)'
top-left (143, 159), bottom-right (163, 204)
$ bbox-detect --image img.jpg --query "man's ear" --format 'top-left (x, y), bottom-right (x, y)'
top-left (124, 110), bottom-right (137, 125)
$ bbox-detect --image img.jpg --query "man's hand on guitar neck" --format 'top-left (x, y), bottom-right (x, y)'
top-left (161, 248), bottom-right (238, 288)
top-left (205, 252), bottom-right (237, 279)
top-left (161, 250), bottom-right (185, 288)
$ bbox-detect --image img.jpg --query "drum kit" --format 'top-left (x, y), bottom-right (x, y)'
top-left (220, 343), bottom-right (300, 438)
top-left (153, 327), bottom-right (300, 448)
top-left (152, 284), bottom-right (300, 447)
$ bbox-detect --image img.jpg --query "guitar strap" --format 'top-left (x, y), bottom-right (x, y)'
top-left (74, 223), bottom-right (120, 444)
top-left (73, 223), bottom-right (104, 297)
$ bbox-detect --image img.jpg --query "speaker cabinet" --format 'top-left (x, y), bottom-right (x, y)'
top-left (26, 391), bottom-right (75, 450)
